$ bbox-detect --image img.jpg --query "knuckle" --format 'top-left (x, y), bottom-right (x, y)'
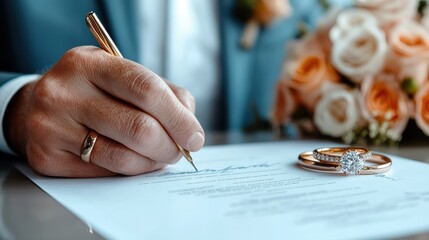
top-left (155, 148), bottom-right (181, 164)
top-left (62, 47), bottom-right (87, 64)
top-left (33, 74), bottom-right (75, 110)
top-left (94, 140), bottom-right (142, 175)
top-left (63, 46), bottom-right (96, 61)
top-left (167, 107), bottom-right (189, 134)
top-left (112, 158), bottom-right (135, 175)
top-left (104, 141), bottom-right (122, 161)
top-left (60, 46), bottom-right (100, 74)
top-left (177, 88), bottom-right (195, 102)
top-left (187, 94), bottom-right (196, 106)
top-left (131, 73), bottom-right (163, 102)
top-left (32, 76), bottom-right (58, 107)
top-left (145, 159), bottom-right (163, 172)
top-left (129, 114), bottom-right (157, 146)
top-left (111, 157), bottom-right (128, 173)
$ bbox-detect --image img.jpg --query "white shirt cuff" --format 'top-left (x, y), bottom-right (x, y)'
top-left (0, 74), bottom-right (40, 155)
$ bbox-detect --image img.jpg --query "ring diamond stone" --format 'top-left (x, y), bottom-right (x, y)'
top-left (340, 150), bottom-right (365, 175)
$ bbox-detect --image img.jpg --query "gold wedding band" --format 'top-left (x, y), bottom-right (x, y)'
top-left (81, 130), bottom-right (98, 163)
top-left (298, 150), bottom-right (392, 175)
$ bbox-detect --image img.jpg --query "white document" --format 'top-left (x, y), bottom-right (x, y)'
top-left (18, 141), bottom-right (429, 240)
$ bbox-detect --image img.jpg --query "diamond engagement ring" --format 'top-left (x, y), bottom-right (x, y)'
top-left (313, 147), bottom-right (372, 165)
top-left (298, 149), bottom-right (392, 175)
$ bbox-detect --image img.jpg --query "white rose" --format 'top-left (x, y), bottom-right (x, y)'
top-left (314, 88), bottom-right (360, 137)
top-left (330, 9), bottom-right (378, 43)
top-left (331, 25), bottom-right (387, 82)
top-left (355, 0), bottom-right (419, 27)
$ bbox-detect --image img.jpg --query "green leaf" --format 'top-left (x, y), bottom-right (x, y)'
top-left (401, 77), bottom-right (419, 96)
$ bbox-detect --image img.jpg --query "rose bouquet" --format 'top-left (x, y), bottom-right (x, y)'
top-left (272, 0), bottom-right (429, 145)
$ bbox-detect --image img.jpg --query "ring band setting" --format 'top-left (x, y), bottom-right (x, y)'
top-left (81, 130), bottom-right (98, 163)
top-left (298, 148), bottom-right (392, 175)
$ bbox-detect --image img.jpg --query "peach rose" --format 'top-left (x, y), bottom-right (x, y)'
top-left (331, 24), bottom-right (387, 82)
top-left (361, 74), bottom-right (410, 137)
top-left (254, 0), bottom-right (292, 25)
top-left (314, 86), bottom-right (361, 137)
top-left (386, 20), bottom-right (429, 86)
top-left (355, 0), bottom-right (419, 28)
top-left (284, 53), bottom-right (339, 91)
top-left (389, 21), bottom-right (429, 64)
top-left (271, 81), bottom-right (297, 125)
top-left (282, 51), bottom-right (339, 110)
top-left (415, 82), bottom-right (429, 135)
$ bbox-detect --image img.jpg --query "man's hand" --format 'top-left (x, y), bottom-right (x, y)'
top-left (4, 46), bottom-right (205, 177)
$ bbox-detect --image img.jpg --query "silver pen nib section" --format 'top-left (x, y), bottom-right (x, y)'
top-left (177, 145), bottom-right (198, 172)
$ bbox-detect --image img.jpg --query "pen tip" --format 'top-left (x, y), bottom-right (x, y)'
top-left (191, 162), bottom-right (198, 172)
top-left (177, 145), bottom-right (197, 171)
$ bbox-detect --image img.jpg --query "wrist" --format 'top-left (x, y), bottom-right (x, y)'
top-left (3, 82), bottom-right (36, 156)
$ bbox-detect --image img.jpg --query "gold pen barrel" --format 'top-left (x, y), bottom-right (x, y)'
top-left (86, 12), bottom-right (123, 58)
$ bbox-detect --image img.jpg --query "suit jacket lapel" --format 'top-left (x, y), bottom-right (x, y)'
top-left (100, 0), bottom-right (139, 61)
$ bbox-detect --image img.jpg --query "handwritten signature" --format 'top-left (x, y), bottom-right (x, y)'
top-left (153, 163), bottom-right (277, 177)
top-left (374, 174), bottom-right (395, 181)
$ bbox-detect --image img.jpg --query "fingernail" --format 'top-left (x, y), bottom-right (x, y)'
top-left (187, 132), bottom-right (204, 151)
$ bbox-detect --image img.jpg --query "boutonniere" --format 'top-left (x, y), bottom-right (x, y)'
top-left (234, 0), bottom-right (292, 49)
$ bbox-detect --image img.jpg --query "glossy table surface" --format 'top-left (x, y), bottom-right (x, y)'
top-left (0, 131), bottom-right (428, 240)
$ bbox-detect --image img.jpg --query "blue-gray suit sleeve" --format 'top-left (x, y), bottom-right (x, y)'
top-left (0, 72), bottom-right (24, 87)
